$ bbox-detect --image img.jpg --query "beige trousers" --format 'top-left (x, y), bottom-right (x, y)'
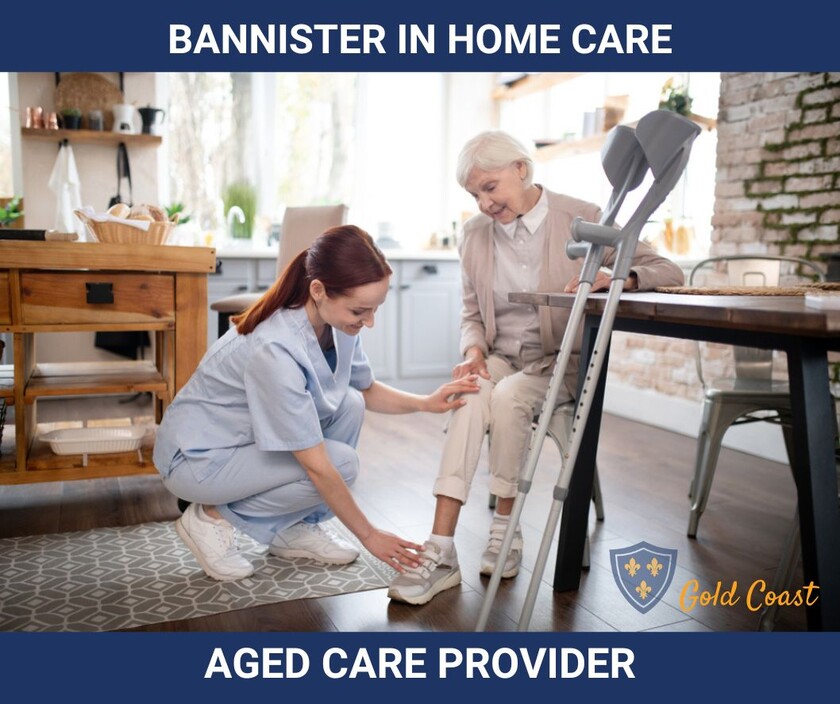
top-left (433, 354), bottom-right (573, 503)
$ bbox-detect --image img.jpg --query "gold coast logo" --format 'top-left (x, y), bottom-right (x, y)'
top-left (611, 541), bottom-right (821, 615)
top-left (610, 542), bottom-right (678, 613)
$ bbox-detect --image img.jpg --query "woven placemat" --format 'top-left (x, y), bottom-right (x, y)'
top-left (656, 282), bottom-right (840, 296)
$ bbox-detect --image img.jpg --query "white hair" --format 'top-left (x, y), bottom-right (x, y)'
top-left (455, 130), bottom-right (535, 189)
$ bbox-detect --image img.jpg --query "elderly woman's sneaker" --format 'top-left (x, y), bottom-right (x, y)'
top-left (480, 521), bottom-right (523, 578)
top-left (388, 541), bottom-right (461, 605)
top-left (269, 520), bottom-right (360, 565)
top-left (175, 503), bottom-right (255, 581)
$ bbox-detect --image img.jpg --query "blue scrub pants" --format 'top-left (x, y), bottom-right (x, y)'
top-left (162, 388), bottom-right (365, 545)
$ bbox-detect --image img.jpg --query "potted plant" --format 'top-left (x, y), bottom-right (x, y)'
top-left (222, 181), bottom-right (257, 240)
top-left (658, 78), bottom-right (693, 117)
top-left (60, 107), bottom-right (82, 130)
top-left (0, 196), bottom-right (23, 227)
top-left (165, 202), bottom-right (192, 225)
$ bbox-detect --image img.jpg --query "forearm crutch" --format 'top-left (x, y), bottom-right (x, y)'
top-left (476, 110), bottom-right (702, 632)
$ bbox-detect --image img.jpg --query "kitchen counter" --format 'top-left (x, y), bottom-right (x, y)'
top-left (216, 243), bottom-right (460, 262)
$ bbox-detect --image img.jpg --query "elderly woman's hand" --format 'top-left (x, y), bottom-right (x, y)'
top-left (452, 347), bottom-right (490, 380)
top-left (564, 271), bottom-right (638, 293)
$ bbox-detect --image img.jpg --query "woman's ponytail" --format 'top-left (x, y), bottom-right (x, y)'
top-left (232, 249), bottom-right (311, 335)
top-left (232, 225), bottom-right (392, 336)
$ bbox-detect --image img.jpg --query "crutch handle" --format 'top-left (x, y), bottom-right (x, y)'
top-left (567, 236), bottom-right (607, 285)
top-left (565, 240), bottom-right (589, 260)
top-left (571, 218), bottom-right (623, 247)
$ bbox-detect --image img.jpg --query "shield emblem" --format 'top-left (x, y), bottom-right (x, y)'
top-left (609, 541), bottom-right (678, 613)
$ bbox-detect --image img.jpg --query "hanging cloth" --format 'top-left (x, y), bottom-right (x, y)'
top-left (48, 142), bottom-right (86, 240)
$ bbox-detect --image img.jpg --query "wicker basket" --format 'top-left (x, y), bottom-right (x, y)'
top-left (74, 209), bottom-right (177, 245)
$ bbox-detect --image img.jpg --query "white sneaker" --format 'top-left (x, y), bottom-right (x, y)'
top-left (269, 520), bottom-right (359, 565)
top-left (480, 521), bottom-right (523, 578)
top-left (175, 503), bottom-right (255, 581)
top-left (388, 541), bottom-right (462, 605)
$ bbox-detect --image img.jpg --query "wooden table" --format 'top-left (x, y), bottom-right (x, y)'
top-left (510, 290), bottom-right (840, 631)
top-left (0, 241), bottom-right (216, 484)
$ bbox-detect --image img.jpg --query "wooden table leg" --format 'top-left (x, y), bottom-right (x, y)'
top-left (553, 314), bottom-right (611, 591)
top-left (786, 337), bottom-right (840, 631)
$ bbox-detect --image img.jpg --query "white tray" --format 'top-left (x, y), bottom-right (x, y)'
top-left (41, 427), bottom-right (146, 465)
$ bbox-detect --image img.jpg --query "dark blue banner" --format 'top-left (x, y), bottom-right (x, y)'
top-left (1, 631), bottom-right (838, 701)
top-left (2, 1), bottom-right (839, 71)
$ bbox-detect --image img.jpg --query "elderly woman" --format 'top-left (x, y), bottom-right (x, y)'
top-left (388, 130), bottom-right (684, 605)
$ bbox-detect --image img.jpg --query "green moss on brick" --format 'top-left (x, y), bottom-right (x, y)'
top-left (741, 76), bottom-right (840, 264)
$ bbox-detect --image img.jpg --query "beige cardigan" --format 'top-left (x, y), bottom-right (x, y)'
top-left (457, 188), bottom-right (684, 396)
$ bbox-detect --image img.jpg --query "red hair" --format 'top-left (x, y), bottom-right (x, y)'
top-left (232, 225), bottom-right (392, 335)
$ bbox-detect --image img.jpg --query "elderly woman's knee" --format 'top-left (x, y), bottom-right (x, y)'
top-left (490, 380), bottom-right (533, 418)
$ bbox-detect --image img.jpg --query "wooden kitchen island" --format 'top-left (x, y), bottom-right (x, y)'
top-left (0, 241), bottom-right (216, 484)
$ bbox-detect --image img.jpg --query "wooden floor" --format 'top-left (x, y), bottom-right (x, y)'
top-left (0, 397), bottom-right (808, 632)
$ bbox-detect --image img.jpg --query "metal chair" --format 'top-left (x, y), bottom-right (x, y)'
top-left (210, 204), bottom-right (348, 338)
top-left (686, 254), bottom-right (826, 538)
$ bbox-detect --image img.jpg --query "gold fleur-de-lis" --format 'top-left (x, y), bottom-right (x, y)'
top-left (624, 557), bottom-right (641, 577)
top-left (647, 557), bottom-right (663, 578)
top-left (636, 581), bottom-right (652, 600)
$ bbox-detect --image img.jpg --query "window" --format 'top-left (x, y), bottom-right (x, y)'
top-left (0, 72), bottom-right (14, 197)
top-left (167, 72), bottom-right (446, 249)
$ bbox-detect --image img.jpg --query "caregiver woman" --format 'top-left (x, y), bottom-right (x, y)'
top-left (153, 225), bottom-right (479, 582)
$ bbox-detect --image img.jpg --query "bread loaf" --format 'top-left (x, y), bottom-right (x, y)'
top-left (107, 203), bottom-right (131, 219)
top-left (146, 205), bottom-right (167, 222)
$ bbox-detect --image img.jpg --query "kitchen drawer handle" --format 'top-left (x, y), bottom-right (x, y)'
top-left (85, 282), bottom-right (114, 304)
top-left (421, 264), bottom-right (439, 275)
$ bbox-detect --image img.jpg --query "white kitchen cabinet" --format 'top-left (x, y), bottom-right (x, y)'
top-left (358, 290), bottom-right (397, 381)
top-left (397, 261), bottom-right (462, 381)
top-left (361, 258), bottom-right (461, 392)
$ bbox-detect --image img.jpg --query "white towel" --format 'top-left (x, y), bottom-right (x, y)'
top-left (76, 205), bottom-right (151, 231)
top-left (48, 143), bottom-right (86, 240)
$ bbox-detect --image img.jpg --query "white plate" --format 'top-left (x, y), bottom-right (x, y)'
top-left (41, 427), bottom-right (146, 456)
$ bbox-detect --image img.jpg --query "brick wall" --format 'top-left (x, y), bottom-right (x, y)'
top-left (607, 72), bottom-right (840, 402)
top-left (715, 72), bottom-right (840, 259)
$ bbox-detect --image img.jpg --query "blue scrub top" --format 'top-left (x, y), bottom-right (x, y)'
top-left (153, 305), bottom-right (374, 479)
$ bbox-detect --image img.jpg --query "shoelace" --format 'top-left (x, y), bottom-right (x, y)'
top-left (310, 522), bottom-right (336, 539)
top-left (299, 522), bottom-right (341, 545)
top-left (211, 523), bottom-right (244, 558)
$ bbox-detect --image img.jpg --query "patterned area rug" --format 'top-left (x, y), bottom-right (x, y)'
top-left (0, 520), bottom-right (394, 632)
